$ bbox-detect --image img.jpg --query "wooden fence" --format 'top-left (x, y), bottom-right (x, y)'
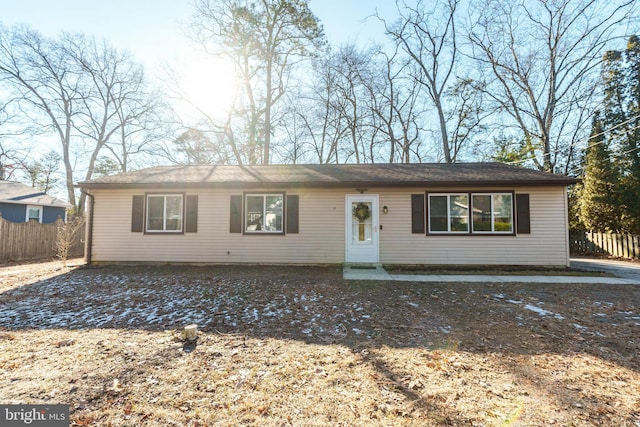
top-left (0, 217), bottom-right (85, 263)
top-left (570, 231), bottom-right (640, 259)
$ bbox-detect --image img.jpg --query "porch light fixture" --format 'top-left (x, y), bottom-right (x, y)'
top-left (383, 206), bottom-right (389, 214)
top-left (355, 188), bottom-right (368, 194)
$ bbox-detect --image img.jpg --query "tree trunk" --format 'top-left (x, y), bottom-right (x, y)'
top-left (264, 59), bottom-right (272, 165)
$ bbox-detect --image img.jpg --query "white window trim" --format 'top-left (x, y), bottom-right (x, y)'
top-left (428, 192), bottom-right (515, 235)
top-left (244, 193), bottom-right (284, 233)
top-left (26, 205), bottom-right (43, 223)
top-left (471, 193), bottom-right (514, 234)
top-left (145, 194), bottom-right (184, 233)
top-left (428, 193), bottom-right (469, 234)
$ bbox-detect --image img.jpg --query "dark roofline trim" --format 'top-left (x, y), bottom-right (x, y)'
top-left (10, 192), bottom-right (47, 201)
top-left (77, 178), bottom-right (577, 190)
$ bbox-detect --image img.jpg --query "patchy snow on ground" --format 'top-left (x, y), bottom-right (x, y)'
top-left (493, 293), bottom-right (567, 320)
top-left (0, 266), bottom-right (459, 345)
top-left (522, 303), bottom-right (565, 320)
top-left (490, 291), bottom-right (637, 340)
top-left (1, 261), bottom-right (639, 427)
top-left (2, 263), bottom-right (637, 359)
top-left (0, 265), bottom-right (473, 354)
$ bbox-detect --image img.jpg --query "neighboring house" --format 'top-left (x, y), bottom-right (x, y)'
top-left (77, 163), bottom-right (578, 267)
top-left (0, 181), bottom-right (71, 223)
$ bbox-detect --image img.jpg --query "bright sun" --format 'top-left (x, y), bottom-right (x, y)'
top-left (177, 52), bottom-right (238, 119)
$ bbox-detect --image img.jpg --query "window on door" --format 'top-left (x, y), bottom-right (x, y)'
top-left (351, 201), bottom-right (373, 242)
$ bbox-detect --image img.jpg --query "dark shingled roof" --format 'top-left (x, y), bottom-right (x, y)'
top-left (77, 163), bottom-right (578, 189)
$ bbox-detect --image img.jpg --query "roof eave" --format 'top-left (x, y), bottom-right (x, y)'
top-left (76, 178), bottom-right (578, 190)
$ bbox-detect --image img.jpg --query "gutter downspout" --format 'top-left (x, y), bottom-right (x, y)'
top-left (564, 186), bottom-right (571, 268)
top-left (81, 190), bottom-right (94, 264)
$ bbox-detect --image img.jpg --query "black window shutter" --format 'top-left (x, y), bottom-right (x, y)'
top-left (230, 195), bottom-right (242, 233)
top-left (185, 195), bottom-right (198, 233)
top-left (516, 193), bottom-right (531, 234)
top-left (286, 194), bottom-right (299, 234)
top-left (131, 195), bottom-right (144, 232)
top-left (411, 194), bottom-right (425, 234)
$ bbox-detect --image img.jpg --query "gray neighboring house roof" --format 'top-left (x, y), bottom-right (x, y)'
top-left (0, 181), bottom-right (72, 208)
top-left (77, 162), bottom-right (578, 189)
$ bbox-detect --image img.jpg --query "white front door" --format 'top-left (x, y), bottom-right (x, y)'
top-left (345, 194), bottom-right (379, 264)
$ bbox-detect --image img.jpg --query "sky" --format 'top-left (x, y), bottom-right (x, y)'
top-left (1, 0), bottom-right (400, 147)
top-left (0, 0), bottom-right (398, 77)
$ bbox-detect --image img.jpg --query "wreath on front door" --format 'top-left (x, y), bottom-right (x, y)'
top-left (352, 202), bottom-right (371, 222)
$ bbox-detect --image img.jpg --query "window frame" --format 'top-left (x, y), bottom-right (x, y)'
top-left (427, 191), bottom-right (515, 236)
top-left (471, 192), bottom-right (515, 234)
top-left (243, 192), bottom-right (285, 235)
top-left (144, 193), bottom-right (184, 234)
top-left (26, 205), bottom-right (43, 223)
top-left (427, 193), bottom-right (470, 234)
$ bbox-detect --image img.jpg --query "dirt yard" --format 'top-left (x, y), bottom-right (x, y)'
top-left (1, 259), bottom-right (639, 426)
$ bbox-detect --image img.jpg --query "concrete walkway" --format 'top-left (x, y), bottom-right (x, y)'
top-left (343, 263), bottom-right (639, 285)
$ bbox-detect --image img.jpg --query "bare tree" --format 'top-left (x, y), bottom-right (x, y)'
top-left (298, 45), bottom-right (388, 164)
top-left (0, 141), bottom-right (29, 180)
top-left (0, 25), bottom-right (159, 211)
top-left (283, 54), bottom-right (349, 164)
top-left (271, 97), bottom-right (312, 164)
top-left (329, 45), bottom-right (375, 164)
top-left (397, 77), bottom-right (427, 163)
top-left (0, 25), bottom-right (81, 206)
top-left (107, 90), bottom-right (167, 173)
top-left (469, 0), bottom-right (636, 172)
top-left (0, 98), bottom-right (30, 179)
top-left (443, 78), bottom-right (488, 161)
top-left (287, 43), bottom-right (426, 165)
top-left (382, 0), bottom-right (468, 163)
top-left (190, 0), bottom-right (325, 165)
top-left (360, 47), bottom-right (424, 163)
top-left (63, 34), bottom-right (157, 211)
top-left (56, 215), bottom-right (85, 268)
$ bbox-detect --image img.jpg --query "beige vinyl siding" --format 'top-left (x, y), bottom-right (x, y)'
top-left (378, 186), bottom-right (569, 266)
top-left (90, 188), bottom-right (345, 264)
top-left (223, 190), bottom-right (344, 264)
top-left (89, 185), bottom-right (570, 266)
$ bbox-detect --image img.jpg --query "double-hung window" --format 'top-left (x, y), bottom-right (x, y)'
top-left (146, 194), bottom-right (183, 232)
top-left (428, 194), bottom-right (469, 233)
top-left (472, 193), bottom-right (513, 233)
top-left (245, 193), bottom-right (283, 233)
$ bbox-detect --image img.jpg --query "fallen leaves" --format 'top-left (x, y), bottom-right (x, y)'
top-left (71, 415), bottom-right (95, 426)
top-left (55, 339), bottom-right (75, 347)
top-left (0, 262), bottom-right (638, 426)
